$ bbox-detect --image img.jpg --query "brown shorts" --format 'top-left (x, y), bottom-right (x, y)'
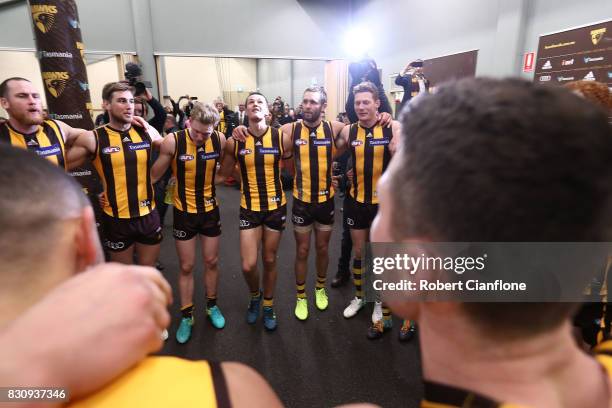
top-left (102, 209), bottom-right (163, 251)
top-left (173, 207), bottom-right (221, 240)
top-left (239, 205), bottom-right (287, 231)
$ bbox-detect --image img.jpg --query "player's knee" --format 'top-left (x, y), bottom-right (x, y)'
top-left (179, 261), bottom-right (194, 274)
top-left (315, 241), bottom-right (329, 256)
top-left (262, 255), bottom-right (277, 269)
top-left (296, 243), bottom-right (309, 260)
top-left (242, 261), bottom-right (257, 274)
top-left (204, 255), bottom-right (218, 270)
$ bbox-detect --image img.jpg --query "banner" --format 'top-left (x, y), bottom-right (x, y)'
top-left (28, 0), bottom-right (102, 199)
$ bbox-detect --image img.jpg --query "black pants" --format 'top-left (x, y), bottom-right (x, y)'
top-left (336, 194), bottom-right (353, 276)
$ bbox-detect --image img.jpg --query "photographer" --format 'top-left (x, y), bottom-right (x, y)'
top-left (395, 59), bottom-right (430, 113)
top-left (345, 58), bottom-right (392, 123)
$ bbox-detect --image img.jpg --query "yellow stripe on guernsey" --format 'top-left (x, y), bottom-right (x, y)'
top-left (293, 121), bottom-right (336, 203)
top-left (171, 129), bottom-right (220, 214)
top-left (92, 125), bottom-right (155, 219)
top-left (349, 123), bottom-right (392, 205)
top-left (0, 120), bottom-right (66, 169)
top-left (235, 126), bottom-right (286, 211)
top-left (69, 357), bottom-right (221, 408)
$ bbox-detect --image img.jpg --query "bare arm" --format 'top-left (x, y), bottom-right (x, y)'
top-left (390, 120), bottom-right (401, 156)
top-left (280, 127), bottom-right (293, 159)
top-left (56, 121), bottom-right (97, 170)
top-left (144, 122), bottom-right (163, 150)
top-left (151, 134), bottom-right (176, 184)
top-left (218, 132), bottom-right (227, 162)
top-left (330, 121), bottom-right (348, 157)
top-left (217, 137), bottom-right (237, 183)
top-left (222, 362), bottom-right (283, 408)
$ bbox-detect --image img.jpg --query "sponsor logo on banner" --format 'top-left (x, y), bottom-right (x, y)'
top-left (259, 147), bottom-right (279, 155)
top-left (295, 139), bottom-right (307, 146)
top-left (102, 146), bottom-right (121, 154)
top-left (76, 42), bottom-right (85, 59)
top-left (542, 60), bottom-right (552, 70)
top-left (179, 154), bottom-right (194, 161)
top-left (35, 144), bottom-right (61, 157)
top-left (591, 28), bottom-right (607, 45)
top-left (351, 139), bottom-right (364, 146)
top-left (544, 41), bottom-right (575, 50)
top-left (50, 112), bottom-right (83, 120)
top-left (584, 56), bottom-right (604, 64)
top-left (128, 142), bottom-right (151, 151)
top-left (312, 139), bottom-right (331, 146)
top-left (584, 71), bottom-right (596, 81)
top-left (201, 152), bottom-right (220, 160)
top-left (561, 59), bottom-right (574, 66)
top-left (78, 81), bottom-right (89, 91)
top-left (557, 76), bottom-right (575, 82)
top-left (68, 18), bottom-right (79, 29)
top-left (42, 72), bottom-right (69, 98)
top-left (239, 148), bottom-right (252, 156)
top-left (539, 75), bottom-right (551, 82)
top-left (31, 5), bottom-right (57, 33)
top-left (39, 51), bottom-right (73, 59)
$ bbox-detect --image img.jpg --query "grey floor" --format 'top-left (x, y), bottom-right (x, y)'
top-left (157, 185), bottom-right (423, 408)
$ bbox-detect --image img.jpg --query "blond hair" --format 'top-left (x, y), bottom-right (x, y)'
top-left (190, 102), bottom-right (220, 126)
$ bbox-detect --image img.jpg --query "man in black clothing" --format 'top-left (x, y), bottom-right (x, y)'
top-left (395, 59), bottom-right (430, 113)
top-left (345, 58), bottom-right (392, 123)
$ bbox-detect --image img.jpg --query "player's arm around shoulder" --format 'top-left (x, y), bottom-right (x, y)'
top-left (280, 125), bottom-right (293, 159)
top-left (151, 133), bottom-right (176, 184)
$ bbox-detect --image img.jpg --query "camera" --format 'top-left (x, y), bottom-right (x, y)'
top-left (124, 62), bottom-right (152, 97)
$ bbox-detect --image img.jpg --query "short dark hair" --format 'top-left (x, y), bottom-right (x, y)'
top-left (102, 81), bottom-right (131, 102)
top-left (245, 91), bottom-right (268, 106)
top-left (391, 78), bottom-right (612, 337)
top-left (303, 86), bottom-right (327, 105)
top-left (0, 77), bottom-right (31, 98)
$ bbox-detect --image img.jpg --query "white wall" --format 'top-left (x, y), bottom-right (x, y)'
top-left (0, 51), bottom-right (45, 117)
top-left (149, 0), bottom-right (348, 58)
top-left (162, 56), bottom-right (222, 104)
top-left (257, 59), bottom-right (292, 105)
top-left (292, 60), bottom-right (326, 107)
top-left (350, 0), bottom-right (501, 93)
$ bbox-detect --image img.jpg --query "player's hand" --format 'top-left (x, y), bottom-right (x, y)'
top-left (332, 175), bottom-right (341, 190)
top-left (232, 125), bottom-right (248, 142)
top-left (0, 263), bottom-right (172, 399)
top-left (132, 116), bottom-right (148, 128)
top-left (378, 112), bottom-right (393, 128)
top-left (98, 192), bottom-right (108, 208)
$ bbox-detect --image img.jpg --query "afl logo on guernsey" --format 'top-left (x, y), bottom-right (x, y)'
top-left (295, 139), bottom-right (308, 146)
top-left (102, 146), bottom-right (121, 154)
top-left (128, 142), bottom-right (150, 151)
top-left (351, 140), bottom-right (363, 147)
top-left (179, 154), bottom-right (194, 161)
top-left (239, 148), bottom-right (252, 155)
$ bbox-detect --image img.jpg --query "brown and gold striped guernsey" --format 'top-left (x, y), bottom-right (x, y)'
top-left (292, 120), bottom-right (336, 203)
top-left (172, 129), bottom-right (221, 214)
top-left (349, 123), bottom-right (392, 205)
top-left (92, 124), bottom-right (155, 219)
top-left (0, 120), bottom-right (66, 169)
top-left (234, 126), bottom-right (286, 212)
